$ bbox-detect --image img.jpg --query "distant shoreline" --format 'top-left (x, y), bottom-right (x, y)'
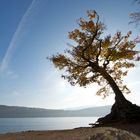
top-left (0, 105), bottom-right (111, 118)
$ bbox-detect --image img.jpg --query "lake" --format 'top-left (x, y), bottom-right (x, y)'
top-left (0, 117), bottom-right (99, 134)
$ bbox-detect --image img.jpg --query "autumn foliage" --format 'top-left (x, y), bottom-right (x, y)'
top-left (49, 10), bottom-right (140, 99)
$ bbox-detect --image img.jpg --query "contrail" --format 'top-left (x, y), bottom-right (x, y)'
top-left (0, 0), bottom-right (39, 72)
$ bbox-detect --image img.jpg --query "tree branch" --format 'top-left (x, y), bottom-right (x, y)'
top-left (103, 36), bottom-right (123, 68)
top-left (96, 39), bottom-right (102, 64)
top-left (81, 27), bottom-right (100, 62)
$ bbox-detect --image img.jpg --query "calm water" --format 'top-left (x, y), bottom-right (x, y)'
top-left (0, 117), bottom-right (98, 134)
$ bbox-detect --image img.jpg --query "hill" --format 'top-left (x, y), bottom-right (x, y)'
top-left (0, 105), bottom-right (111, 118)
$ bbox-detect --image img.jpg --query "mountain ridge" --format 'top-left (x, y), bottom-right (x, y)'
top-left (0, 104), bottom-right (111, 118)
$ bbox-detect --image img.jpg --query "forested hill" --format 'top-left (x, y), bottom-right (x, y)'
top-left (0, 105), bottom-right (111, 118)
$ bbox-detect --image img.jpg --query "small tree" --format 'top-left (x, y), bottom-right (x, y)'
top-left (49, 10), bottom-right (140, 125)
top-left (130, 0), bottom-right (140, 28)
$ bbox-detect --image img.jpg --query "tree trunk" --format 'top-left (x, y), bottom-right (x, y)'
top-left (91, 67), bottom-right (140, 126)
top-left (99, 67), bottom-right (126, 103)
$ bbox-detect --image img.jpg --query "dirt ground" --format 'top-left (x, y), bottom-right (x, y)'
top-left (0, 123), bottom-right (140, 140)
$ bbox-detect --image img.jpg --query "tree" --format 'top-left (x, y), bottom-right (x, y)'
top-left (130, 0), bottom-right (140, 28)
top-left (49, 10), bottom-right (140, 125)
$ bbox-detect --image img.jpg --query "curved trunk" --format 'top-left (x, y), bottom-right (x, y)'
top-left (90, 66), bottom-right (140, 126)
top-left (99, 68), bottom-right (126, 104)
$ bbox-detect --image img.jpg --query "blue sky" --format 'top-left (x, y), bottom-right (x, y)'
top-left (0, 0), bottom-right (140, 109)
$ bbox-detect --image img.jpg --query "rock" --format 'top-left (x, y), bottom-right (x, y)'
top-left (89, 127), bottom-right (140, 140)
top-left (96, 100), bottom-right (140, 126)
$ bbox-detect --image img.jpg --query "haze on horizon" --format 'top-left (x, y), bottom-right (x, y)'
top-left (0, 0), bottom-right (140, 109)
